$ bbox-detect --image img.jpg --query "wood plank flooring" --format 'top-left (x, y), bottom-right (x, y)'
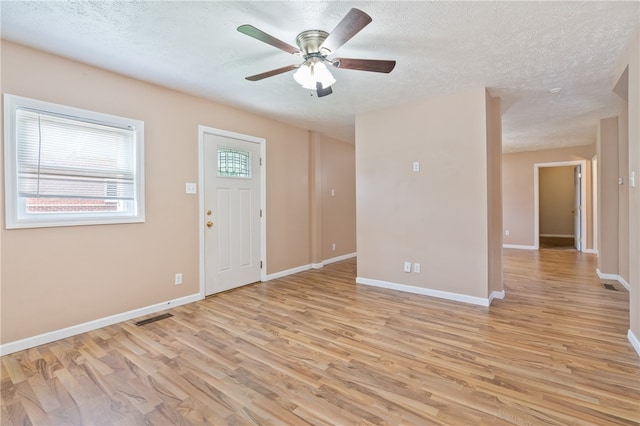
top-left (2, 249), bottom-right (639, 425)
top-left (539, 236), bottom-right (575, 250)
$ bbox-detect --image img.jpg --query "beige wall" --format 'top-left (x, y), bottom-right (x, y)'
top-left (309, 132), bottom-right (322, 265)
top-left (0, 41), bottom-right (356, 345)
top-left (486, 93), bottom-right (503, 295)
top-left (619, 30), bottom-right (639, 344)
top-left (265, 128), bottom-right (311, 272)
top-left (320, 136), bottom-right (357, 261)
top-left (607, 28), bottom-right (638, 349)
top-left (539, 166), bottom-right (575, 236)
top-left (597, 117), bottom-right (619, 275)
top-left (356, 87), bottom-right (501, 300)
top-left (618, 106), bottom-right (630, 285)
top-left (502, 145), bottom-right (595, 248)
top-left (309, 132), bottom-right (357, 264)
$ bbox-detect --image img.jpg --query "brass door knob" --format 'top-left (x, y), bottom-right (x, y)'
top-left (206, 221), bottom-right (214, 228)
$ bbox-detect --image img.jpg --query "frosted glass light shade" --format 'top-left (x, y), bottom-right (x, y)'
top-left (293, 64), bottom-right (315, 89)
top-left (313, 62), bottom-right (336, 89)
top-left (293, 59), bottom-right (336, 90)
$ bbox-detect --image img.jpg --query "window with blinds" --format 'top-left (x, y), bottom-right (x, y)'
top-left (4, 94), bottom-right (145, 228)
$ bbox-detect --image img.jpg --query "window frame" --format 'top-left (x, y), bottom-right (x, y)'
top-left (4, 94), bottom-right (145, 229)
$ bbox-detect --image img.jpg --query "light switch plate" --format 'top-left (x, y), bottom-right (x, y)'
top-left (185, 182), bottom-right (197, 194)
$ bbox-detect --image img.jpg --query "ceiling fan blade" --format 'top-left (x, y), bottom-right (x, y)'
top-left (237, 24), bottom-right (300, 55)
top-left (316, 82), bottom-right (333, 97)
top-left (320, 8), bottom-right (372, 53)
top-left (333, 58), bottom-right (396, 73)
top-left (245, 64), bottom-right (298, 81)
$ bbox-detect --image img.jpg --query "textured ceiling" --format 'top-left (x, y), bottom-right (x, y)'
top-left (1, 1), bottom-right (638, 152)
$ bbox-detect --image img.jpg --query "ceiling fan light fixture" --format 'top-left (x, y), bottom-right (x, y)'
top-left (293, 63), bottom-right (315, 89)
top-left (293, 58), bottom-right (336, 90)
top-left (239, 8), bottom-right (395, 97)
top-left (313, 61), bottom-right (336, 89)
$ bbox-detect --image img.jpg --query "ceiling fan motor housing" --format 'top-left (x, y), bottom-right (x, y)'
top-left (296, 30), bottom-right (330, 57)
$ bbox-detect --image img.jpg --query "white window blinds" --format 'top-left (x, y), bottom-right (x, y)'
top-left (16, 108), bottom-right (136, 201)
top-left (4, 94), bottom-right (144, 228)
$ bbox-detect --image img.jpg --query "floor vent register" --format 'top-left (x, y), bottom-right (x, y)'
top-left (135, 313), bottom-right (174, 326)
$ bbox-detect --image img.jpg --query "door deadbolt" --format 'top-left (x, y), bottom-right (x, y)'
top-left (206, 210), bottom-right (212, 216)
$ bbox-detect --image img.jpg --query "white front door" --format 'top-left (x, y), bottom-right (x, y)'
top-left (203, 131), bottom-right (262, 295)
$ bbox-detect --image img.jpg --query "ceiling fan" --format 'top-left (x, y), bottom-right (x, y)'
top-left (237, 8), bottom-right (396, 97)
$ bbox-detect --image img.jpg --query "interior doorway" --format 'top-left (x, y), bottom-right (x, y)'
top-left (534, 160), bottom-right (587, 251)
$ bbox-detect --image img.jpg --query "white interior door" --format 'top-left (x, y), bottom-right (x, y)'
top-left (203, 132), bottom-right (261, 295)
top-left (574, 165), bottom-right (582, 251)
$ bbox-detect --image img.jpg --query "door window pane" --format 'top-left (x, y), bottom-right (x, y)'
top-left (218, 147), bottom-right (251, 178)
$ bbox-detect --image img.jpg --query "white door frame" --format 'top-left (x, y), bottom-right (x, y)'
top-left (198, 125), bottom-right (267, 298)
top-left (591, 155), bottom-right (598, 256)
top-left (533, 160), bottom-right (587, 251)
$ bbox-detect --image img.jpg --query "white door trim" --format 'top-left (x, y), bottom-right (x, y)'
top-left (591, 155), bottom-right (598, 256)
top-left (198, 125), bottom-right (266, 298)
top-left (533, 160), bottom-right (587, 251)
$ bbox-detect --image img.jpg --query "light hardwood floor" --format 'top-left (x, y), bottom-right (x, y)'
top-left (2, 249), bottom-right (639, 425)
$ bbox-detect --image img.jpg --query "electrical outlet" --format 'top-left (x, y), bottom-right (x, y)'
top-left (404, 261), bottom-right (412, 273)
top-left (413, 263), bottom-right (421, 273)
top-left (332, 243), bottom-right (336, 251)
top-left (175, 273), bottom-right (183, 285)
top-left (505, 230), bottom-right (510, 236)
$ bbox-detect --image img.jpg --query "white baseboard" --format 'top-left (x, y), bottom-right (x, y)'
top-left (489, 290), bottom-right (506, 304)
top-left (0, 293), bottom-right (202, 356)
top-left (582, 248), bottom-right (597, 254)
top-left (618, 276), bottom-right (631, 292)
top-left (596, 269), bottom-right (631, 292)
top-left (503, 244), bottom-right (537, 250)
top-left (629, 330), bottom-right (640, 357)
top-left (540, 234), bottom-right (574, 238)
top-left (265, 264), bottom-right (312, 281)
top-left (322, 252), bottom-right (357, 266)
top-left (356, 277), bottom-right (493, 307)
top-left (596, 269), bottom-right (618, 281)
top-left (279, 253), bottom-right (357, 276)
